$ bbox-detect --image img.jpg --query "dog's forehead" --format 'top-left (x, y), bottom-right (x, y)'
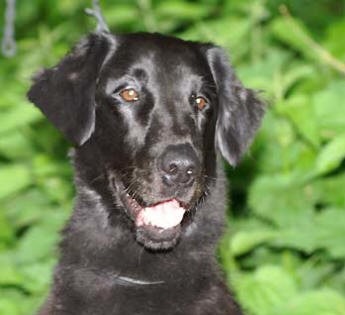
top-left (118, 33), bottom-right (202, 58)
top-left (100, 34), bottom-right (212, 96)
top-left (104, 34), bottom-right (208, 77)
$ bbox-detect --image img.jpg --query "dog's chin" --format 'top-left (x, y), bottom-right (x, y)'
top-left (119, 189), bottom-right (190, 251)
top-left (136, 224), bottom-right (181, 250)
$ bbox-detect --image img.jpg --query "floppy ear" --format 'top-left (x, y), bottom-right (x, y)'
top-left (206, 46), bottom-right (265, 166)
top-left (27, 33), bottom-right (114, 145)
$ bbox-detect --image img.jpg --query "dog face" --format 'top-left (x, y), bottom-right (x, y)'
top-left (28, 33), bottom-right (264, 250)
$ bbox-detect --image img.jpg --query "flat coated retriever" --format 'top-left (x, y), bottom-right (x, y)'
top-left (27, 32), bottom-right (264, 315)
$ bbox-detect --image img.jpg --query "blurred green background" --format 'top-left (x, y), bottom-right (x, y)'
top-left (0, 0), bottom-right (345, 314)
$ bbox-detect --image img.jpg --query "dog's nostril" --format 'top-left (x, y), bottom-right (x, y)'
top-left (168, 163), bottom-right (178, 175)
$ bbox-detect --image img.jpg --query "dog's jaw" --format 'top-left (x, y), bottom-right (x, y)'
top-left (109, 175), bottom-right (191, 250)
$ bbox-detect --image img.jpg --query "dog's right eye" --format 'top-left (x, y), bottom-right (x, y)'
top-left (191, 94), bottom-right (208, 111)
top-left (119, 88), bottom-right (139, 102)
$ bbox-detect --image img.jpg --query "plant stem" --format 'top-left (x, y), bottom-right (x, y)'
top-left (280, 5), bottom-right (345, 75)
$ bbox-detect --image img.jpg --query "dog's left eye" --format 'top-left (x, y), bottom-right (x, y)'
top-left (119, 88), bottom-right (139, 102)
top-left (194, 96), bottom-right (208, 110)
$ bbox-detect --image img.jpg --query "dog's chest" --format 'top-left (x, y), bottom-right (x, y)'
top-left (57, 262), bottom-right (214, 315)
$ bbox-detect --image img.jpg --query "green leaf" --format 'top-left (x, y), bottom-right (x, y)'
top-left (0, 211), bottom-right (14, 244)
top-left (0, 105), bottom-right (42, 134)
top-left (236, 265), bottom-right (297, 315)
top-left (15, 212), bottom-right (66, 264)
top-left (314, 208), bottom-right (345, 259)
top-left (237, 48), bottom-right (291, 94)
top-left (0, 131), bottom-right (34, 160)
top-left (19, 260), bottom-right (55, 294)
top-left (312, 174), bottom-right (345, 208)
top-left (0, 85), bottom-right (27, 109)
top-left (231, 230), bottom-right (275, 256)
top-left (275, 94), bottom-right (320, 147)
top-left (272, 208), bottom-right (345, 259)
top-left (15, 226), bottom-right (58, 264)
top-left (3, 189), bottom-right (50, 228)
top-left (281, 65), bottom-right (314, 96)
top-left (270, 16), bottom-right (317, 61)
top-left (313, 80), bottom-right (345, 139)
top-left (316, 133), bottom-right (345, 175)
top-left (248, 173), bottom-right (314, 226)
top-left (274, 289), bottom-right (345, 315)
top-left (0, 164), bottom-right (31, 200)
top-left (103, 4), bottom-right (139, 28)
top-left (271, 222), bottom-right (319, 255)
top-left (156, 1), bottom-right (210, 20)
top-left (180, 17), bottom-right (251, 61)
top-left (256, 111), bottom-right (317, 173)
top-left (323, 20), bottom-right (345, 60)
top-left (0, 298), bottom-right (21, 315)
top-left (0, 254), bottom-right (23, 286)
top-left (0, 288), bottom-right (40, 315)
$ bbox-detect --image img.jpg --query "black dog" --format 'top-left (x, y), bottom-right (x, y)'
top-left (28, 32), bottom-right (264, 315)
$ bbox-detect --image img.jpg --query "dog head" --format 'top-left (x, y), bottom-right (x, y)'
top-left (28, 32), bottom-right (264, 250)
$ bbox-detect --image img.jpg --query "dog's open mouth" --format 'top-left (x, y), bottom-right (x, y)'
top-left (120, 190), bottom-right (188, 250)
top-left (125, 195), bottom-right (186, 229)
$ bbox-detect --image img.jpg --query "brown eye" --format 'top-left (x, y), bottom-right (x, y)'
top-left (195, 96), bottom-right (207, 110)
top-left (120, 88), bottom-right (139, 102)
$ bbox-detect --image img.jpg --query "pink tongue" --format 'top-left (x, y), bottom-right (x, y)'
top-left (136, 199), bottom-right (186, 229)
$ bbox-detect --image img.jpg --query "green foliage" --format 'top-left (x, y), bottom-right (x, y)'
top-left (0, 0), bottom-right (344, 314)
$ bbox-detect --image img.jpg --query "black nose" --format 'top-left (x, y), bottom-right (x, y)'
top-left (159, 144), bottom-right (199, 187)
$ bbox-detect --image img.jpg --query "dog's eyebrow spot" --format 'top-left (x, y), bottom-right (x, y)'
top-left (131, 68), bottom-right (148, 84)
top-left (105, 75), bottom-right (140, 95)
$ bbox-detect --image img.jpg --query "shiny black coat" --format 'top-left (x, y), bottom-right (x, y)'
top-left (27, 32), bottom-right (264, 315)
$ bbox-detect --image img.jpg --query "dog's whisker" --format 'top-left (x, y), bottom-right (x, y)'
top-left (87, 173), bottom-right (106, 184)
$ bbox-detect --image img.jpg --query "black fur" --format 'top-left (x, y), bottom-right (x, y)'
top-left (27, 32), bottom-right (264, 315)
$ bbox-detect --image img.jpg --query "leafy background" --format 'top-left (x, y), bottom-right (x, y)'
top-left (0, 0), bottom-right (345, 314)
